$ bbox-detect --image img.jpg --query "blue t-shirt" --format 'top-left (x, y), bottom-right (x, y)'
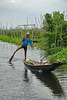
top-left (22, 36), bottom-right (33, 47)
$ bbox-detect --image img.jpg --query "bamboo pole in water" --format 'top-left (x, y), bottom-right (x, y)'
top-left (13, 29), bottom-right (15, 38)
top-left (0, 22), bottom-right (2, 35)
top-left (40, 14), bottom-right (44, 29)
top-left (38, 17), bottom-right (41, 29)
top-left (31, 23), bottom-right (33, 42)
top-left (18, 24), bottom-right (35, 27)
top-left (18, 24), bottom-right (35, 41)
top-left (16, 28), bottom-right (18, 38)
top-left (35, 17), bottom-right (38, 28)
top-left (6, 22), bottom-right (7, 37)
top-left (10, 22), bottom-right (13, 38)
top-left (19, 26), bottom-right (22, 36)
top-left (3, 25), bottom-right (5, 36)
top-left (21, 27), bottom-right (22, 36)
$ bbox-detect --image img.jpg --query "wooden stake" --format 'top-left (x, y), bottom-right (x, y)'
top-left (6, 22), bottom-right (7, 37)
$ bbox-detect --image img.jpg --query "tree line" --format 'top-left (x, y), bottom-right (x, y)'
top-left (0, 11), bottom-right (67, 49)
top-left (43, 11), bottom-right (67, 48)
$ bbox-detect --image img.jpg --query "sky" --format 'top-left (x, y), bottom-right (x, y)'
top-left (0, 0), bottom-right (67, 29)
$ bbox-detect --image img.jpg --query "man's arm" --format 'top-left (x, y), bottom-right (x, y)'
top-left (29, 39), bottom-right (33, 48)
top-left (18, 36), bottom-right (25, 47)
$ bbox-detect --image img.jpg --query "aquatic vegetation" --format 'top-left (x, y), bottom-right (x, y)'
top-left (26, 60), bottom-right (32, 64)
top-left (0, 35), bottom-right (21, 45)
top-left (47, 47), bottom-right (67, 63)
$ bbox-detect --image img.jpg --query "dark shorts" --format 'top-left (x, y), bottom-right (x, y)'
top-left (21, 45), bottom-right (27, 51)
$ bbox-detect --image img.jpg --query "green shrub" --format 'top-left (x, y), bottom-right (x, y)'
top-left (47, 47), bottom-right (67, 63)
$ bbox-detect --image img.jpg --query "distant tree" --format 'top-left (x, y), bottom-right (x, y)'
top-left (43, 13), bottom-right (54, 32)
top-left (60, 13), bottom-right (64, 46)
top-left (43, 11), bottom-right (67, 47)
top-left (53, 11), bottom-right (61, 47)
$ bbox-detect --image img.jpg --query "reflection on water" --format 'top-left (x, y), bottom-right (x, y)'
top-left (31, 70), bottom-right (64, 97)
top-left (40, 49), bottom-right (47, 58)
top-left (23, 69), bottom-right (29, 83)
top-left (8, 61), bottom-right (15, 69)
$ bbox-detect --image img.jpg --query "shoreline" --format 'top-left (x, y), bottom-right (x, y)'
top-left (0, 35), bottom-right (67, 63)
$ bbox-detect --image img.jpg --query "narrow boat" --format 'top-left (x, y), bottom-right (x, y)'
top-left (24, 59), bottom-right (66, 72)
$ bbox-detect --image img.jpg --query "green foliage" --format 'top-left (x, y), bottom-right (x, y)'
top-left (0, 35), bottom-right (21, 45)
top-left (0, 29), bottom-right (41, 47)
top-left (43, 11), bottom-right (66, 32)
top-left (40, 31), bottom-right (60, 48)
top-left (53, 11), bottom-right (61, 25)
top-left (62, 21), bottom-right (67, 33)
top-left (26, 60), bottom-right (32, 64)
top-left (46, 46), bottom-right (64, 55)
top-left (43, 11), bottom-right (67, 47)
top-left (43, 13), bottom-right (54, 32)
top-left (47, 47), bottom-right (67, 63)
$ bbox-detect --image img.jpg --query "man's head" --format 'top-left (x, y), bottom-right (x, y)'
top-left (26, 32), bottom-right (30, 37)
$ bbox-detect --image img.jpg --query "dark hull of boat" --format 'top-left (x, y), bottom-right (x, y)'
top-left (24, 61), bottom-right (66, 72)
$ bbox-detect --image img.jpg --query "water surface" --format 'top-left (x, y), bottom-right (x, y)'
top-left (0, 41), bottom-right (67, 100)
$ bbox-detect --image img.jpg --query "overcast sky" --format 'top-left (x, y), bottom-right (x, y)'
top-left (0, 0), bottom-right (67, 29)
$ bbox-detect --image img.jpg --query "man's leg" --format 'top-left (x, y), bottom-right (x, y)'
top-left (9, 46), bottom-right (22, 62)
top-left (13, 46), bottom-right (21, 55)
top-left (24, 50), bottom-right (27, 61)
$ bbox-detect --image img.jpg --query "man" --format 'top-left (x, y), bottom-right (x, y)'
top-left (9, 32), bottom-right (33, 62)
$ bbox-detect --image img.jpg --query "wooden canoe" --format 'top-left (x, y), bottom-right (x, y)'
top-left (24, 59), bottom-right (66, 72)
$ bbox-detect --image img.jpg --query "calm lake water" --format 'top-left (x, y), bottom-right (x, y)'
top-left (0, 41), bottom-right (67, 100)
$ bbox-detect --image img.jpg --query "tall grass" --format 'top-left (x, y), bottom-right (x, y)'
top-left (0, 35), bottom-right (21, 45)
